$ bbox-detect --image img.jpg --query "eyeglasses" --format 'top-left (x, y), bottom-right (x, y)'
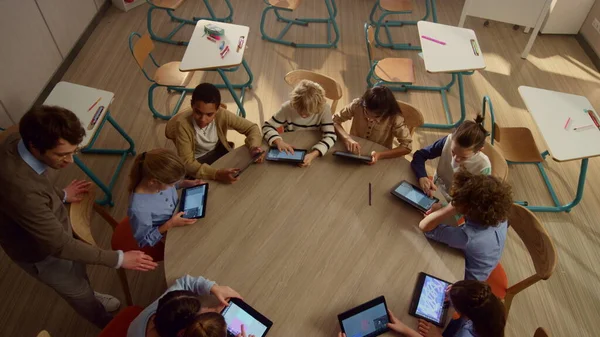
top-left (56, 148), bottom-right (81, 160)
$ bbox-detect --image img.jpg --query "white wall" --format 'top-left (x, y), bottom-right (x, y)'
top-left (0, 0), bottom-right (102, 126)
top-left (581, 0), bottom-right (600, 57)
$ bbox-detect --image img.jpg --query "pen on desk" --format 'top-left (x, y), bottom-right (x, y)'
top-left (421, 35), bottom-right (446, 45)
top-left (369, 183), bottom-right (372, 206)
top-left (587, 110), bottom-right (600, 129)
top-left (563, 117), bottom-right (571, 130)
top-left (237, 36), bottom-right (245, 52)
top-left (88, 106), bottom-right (104, 130)
top-left (87, 97), bottom-right (101, 112)
top-left (573, 124), bottom-right (594, 131)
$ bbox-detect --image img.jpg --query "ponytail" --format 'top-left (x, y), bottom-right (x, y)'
top-left (183, 312), bottom-right (227, 337)
top-left (449, 280), bottom-right (506, 337)
top-left (453, 114), bottom-right (487, 150)
top-left (127, 148), bottom-right (186, 193)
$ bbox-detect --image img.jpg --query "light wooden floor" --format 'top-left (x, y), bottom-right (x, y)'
top-left (1, 0), bottom-right (600, 336)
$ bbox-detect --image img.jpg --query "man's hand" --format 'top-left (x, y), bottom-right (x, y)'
top-left (63, 179), bottom-right (92, 203)
top-left (121, 251), bottom-right (158, 271)
top-left (215, 168), bottom-right (241, 184)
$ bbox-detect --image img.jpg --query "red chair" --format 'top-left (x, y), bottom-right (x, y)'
top-left (98, 306), bottom-right (144, 337)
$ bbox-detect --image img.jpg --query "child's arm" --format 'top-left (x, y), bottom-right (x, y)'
top-left (129, 211), bottom-right (165, 248)
top-left (370, 116), bottom-right (413, 163)
top-left (262, 106), bottom-right (288, 147)
top-left (333, 100), bottom-right (360, 154)
top-left (411, 136), bottom-right (448, 196)
top-left (419, 204), bottom-right (458, 232)
top-left (311, 108), bottom-right (337, 156)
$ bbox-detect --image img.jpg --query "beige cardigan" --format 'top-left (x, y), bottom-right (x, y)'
top-left (166, 107), bottom-right (262, 179)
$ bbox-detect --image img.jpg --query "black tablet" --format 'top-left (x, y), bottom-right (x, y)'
top-left (233, 151), bottom-right (264, 178)
top-left (390, 180), bottom-right (439, 213)
top-left (265, 148), bottom-right (306, 163)
top-left (221, 298), bottom-right (273, 337)
top-left (409, 272), bottom-right (451, 327)
top-left (179, 183), bottom-right (208, 219)
top-left (338, 296), bottom-right (390, 337)
top-left (333, 151), bottom-right (372, 163)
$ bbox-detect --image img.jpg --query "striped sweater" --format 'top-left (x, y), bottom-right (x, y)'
top-left (262, 101), bottom-right (337, 156)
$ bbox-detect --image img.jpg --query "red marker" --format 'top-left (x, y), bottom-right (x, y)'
top-left (587, 110), bottom-right (600, 129)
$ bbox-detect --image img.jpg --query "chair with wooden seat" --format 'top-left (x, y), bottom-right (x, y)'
top-left (146, 0), bottom-right (234, 46)
top-left (365, 23), bottom-right (415, 90)
top-left (482, 141), bottom-right (509, 183)
top-left (284, 70), bottom-right (343, 113)
top-left (260, 0), bottom-right (340, 48)
top-left (485, 204), bottom-right (557, 317)
top-left (129, 32), bottom-right (195, 120)
top-left (70, 191), bottom-right (167, 306)
top-left (369, 0), bottom-right (438, 50)
top-left (396, 100), bottom-right (424, 135)
top-left (481, 96), bottom-right (562, 209)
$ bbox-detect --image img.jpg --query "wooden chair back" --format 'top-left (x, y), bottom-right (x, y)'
top-left (504, 204), bottom-right (557, 313)
top-left (0, 125), bottom-right (19, 144)
top-left (364, 23), bottom-right (375, 64)
top-left (37, 331), bottom-right (51, 337)
top-left (481, 141), bottom-right (509, 183)
top-left (131, 33), bottom-right (154, 69)
top-left (534, 327), bottom-right (550, 337)
top-left (396, 100), bottom-right (424, 135)
top-left (284, 70), bottom-right (343, 113)
top-left (69, 190), bottom-right (120, 247)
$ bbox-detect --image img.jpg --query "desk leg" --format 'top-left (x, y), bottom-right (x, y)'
top-left (412, 72), bottom-right (466, 129)
top-left (74, 155), bottom-right (113, 206)
top-left (217, 68), bottom-right (247, 118)
top-left (526, 158), bottom-right (588, 213)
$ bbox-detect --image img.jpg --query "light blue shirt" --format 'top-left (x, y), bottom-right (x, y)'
top-left (455, 320), bottom-right (477, 337)
top-left (17, 139), bottom-right (47, 175)
top-left (424, 220), bottom-right (508, 281)
top-left (128, 186), bottom-right (179, 248)
top-left (127, 275), bottom-right (215, 337)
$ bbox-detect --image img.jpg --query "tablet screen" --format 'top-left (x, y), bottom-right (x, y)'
top-left (341, 302), bottom-right (389, 337)
top-left (222, 301), bottom-right (268, 337)
top-left (182, 184), bottom-right (207, 218)
top-left (394, 182), bottom-right (437, 210)
top-left (267, 148), bottom-right (304, 161)
top-left (415, 275), bottom-right (450, 324)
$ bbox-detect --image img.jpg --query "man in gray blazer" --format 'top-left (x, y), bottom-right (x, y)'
top-left (0, 105), bottom-right (158, 328)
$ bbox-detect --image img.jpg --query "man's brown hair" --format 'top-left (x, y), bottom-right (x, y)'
top-left (19, 105), bottom-right (85, 153)
top-left (450, 170), bottom-right (513, 227)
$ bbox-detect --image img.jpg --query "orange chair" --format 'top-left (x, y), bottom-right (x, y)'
top-left (98, 306), bottom-right (144, 337)
top-left (70, 190), bottom-right (166, 305)
top-left (485, 204), bottom-right (557, 317)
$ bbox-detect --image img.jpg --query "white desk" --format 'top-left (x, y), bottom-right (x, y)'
top-left (458, 0), bottom-right (552, 58)
top-left (180, 20), bottom-right (253, 117)
top-left (517, 85), bottom-right (599, 212)
top-left (43, 81), bottom-right (135, 206)
top-left (414, 21), bottom-right (486, 129)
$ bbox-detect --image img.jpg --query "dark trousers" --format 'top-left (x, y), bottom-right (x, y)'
top-left (16, 255), bottom-right (112, 328)
top-left (196, 141), bottom-right (232, 165)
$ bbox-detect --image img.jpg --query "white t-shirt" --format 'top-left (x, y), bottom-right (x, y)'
top-left (193, 120), bottom-right (218, 159)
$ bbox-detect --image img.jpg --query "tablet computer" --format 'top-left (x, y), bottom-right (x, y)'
top-left (338, 296), bottom-right (390, 337)
top-left (221, 298), bottom-right (273, 337)
top-left (409, 272), bottom-right (451, 327)
top-left (390, 180), bottom-right (439, 213)
top-left (233, 151), bottom-right (264, 178)
top-left (265, 148), bottom-right (306, 163)
top-left (179, 183), bottom-right (208, 219)
top-left (333, 151), bottom-right (372, 163)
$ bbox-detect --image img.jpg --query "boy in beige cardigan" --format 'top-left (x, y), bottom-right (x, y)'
top-left (166, 83), bottom-right (263, 183)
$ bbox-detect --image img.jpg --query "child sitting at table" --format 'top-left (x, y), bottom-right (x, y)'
top-left (341, 280), bottom-right (505, 337)
top-left (419, 170), bottom-right (512, 281)
top-left (262, 80), bottom-right (337, 167)
top-left (127, 149), bottom-right (204, 248)
top-left (333, 85), bottom-right (412, 164)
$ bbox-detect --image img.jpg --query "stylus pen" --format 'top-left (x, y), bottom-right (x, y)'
top-left (369, 183), bottom-right (372, 206)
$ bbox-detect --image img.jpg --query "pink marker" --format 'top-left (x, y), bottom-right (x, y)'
top-left (563, 117), bottom-right (571, 130)
top-left (421, 35), bottom-right (446, 45)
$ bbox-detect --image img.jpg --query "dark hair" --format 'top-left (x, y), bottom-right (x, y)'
top-left (450, 170), bottom-right (513, 227)
top-left (361, 86), bottom-right (402, 118)
top-left (155, 290), bottom-right (202, 337)
top-left (183, 312), bottom-right (227, 337)
top-left (19, 105), bottom-right (85, 153)
top-left (192, 83), bottom-right (221, 107)
top-left (453, 115), bottom-right (487, 150)
top-left (449, 280), bottom-right (506, 337)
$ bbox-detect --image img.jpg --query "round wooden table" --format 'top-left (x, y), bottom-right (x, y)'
top-left (165, 131), bottom-right (465, 337)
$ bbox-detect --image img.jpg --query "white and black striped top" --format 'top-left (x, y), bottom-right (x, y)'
top-left (262, 101), bottom-right (337, 156)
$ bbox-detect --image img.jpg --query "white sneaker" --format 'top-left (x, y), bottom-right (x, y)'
top-left (94, 292), bottom-right (121, 312)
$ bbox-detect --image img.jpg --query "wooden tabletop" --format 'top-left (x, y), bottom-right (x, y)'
top-left (180, 20), bottom-right (249, 72)
top-left (518, 86), bottom-right (600, 162)
top-left (417, 21), bottom-right (486, 73)
top-left (165, 131), bottom-right (465, 337)
top-left (43, 81), bottom-right (113, 148)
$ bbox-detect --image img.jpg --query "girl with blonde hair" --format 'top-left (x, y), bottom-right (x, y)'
top-left (128, 148), bottom-right (204, 248)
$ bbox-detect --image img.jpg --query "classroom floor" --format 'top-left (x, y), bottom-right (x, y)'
top-left (2, 0), bottom-right (600, 336)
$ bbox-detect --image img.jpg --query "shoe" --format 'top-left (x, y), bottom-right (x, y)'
top-left (94, 292), bottom-right (121, 312)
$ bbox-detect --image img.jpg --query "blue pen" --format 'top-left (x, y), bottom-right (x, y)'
top-left (88, 106), bottom-right (104, 130)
